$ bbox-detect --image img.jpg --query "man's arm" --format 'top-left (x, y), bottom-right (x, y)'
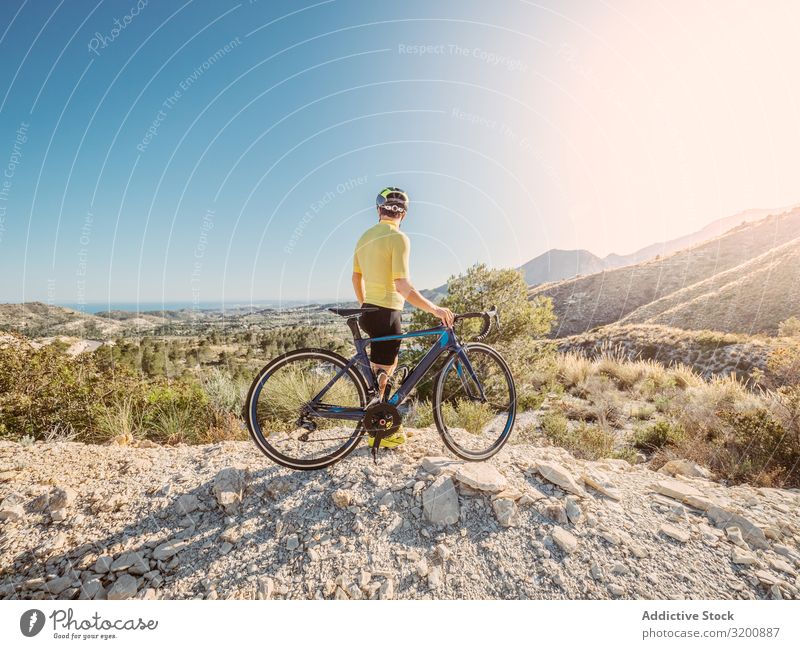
top-left (395, 278), bottom-right (454, 327)
top-left (352, 272), bottom-right (365, 305)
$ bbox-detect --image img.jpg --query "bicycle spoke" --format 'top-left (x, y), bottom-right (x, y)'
top-left (246, 350), bottom-right (366, 467)
top-left (435, 344), bottom-right (515, 458)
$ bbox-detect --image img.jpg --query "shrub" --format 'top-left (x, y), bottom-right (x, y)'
top-left (778, 316), bottom-right (800, 338)
top-left (557, 352), bottom-right (592, 390)
top-left (405, 399), bottom-right (434, 428)
top-left (710, 408), bottom-right (799, 486)
top-left (202, 368), bottom-right (246, 414)
top-left (439, 399), bottom-right (496, 435)
top-left (540, 411), bottom-right (615, 460)
top-left (632, 420), bottom-right (685, 451)
top-left (767, 344), bottom-right (800, 386)
top-left (540, 411), bottom-right (569, 443)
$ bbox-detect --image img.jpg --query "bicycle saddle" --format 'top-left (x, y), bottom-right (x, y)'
top-left (328, 306), bottom-right (380, 317)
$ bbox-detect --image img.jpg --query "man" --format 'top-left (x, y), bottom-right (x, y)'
top-left (352, 187), bottom-right (455, 448)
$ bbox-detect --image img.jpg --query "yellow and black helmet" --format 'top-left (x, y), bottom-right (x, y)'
top-left (376, 187), bottom-right (409, 211)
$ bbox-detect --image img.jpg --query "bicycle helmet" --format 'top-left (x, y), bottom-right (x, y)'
top-left (376, 187), bottom-right (409, 211)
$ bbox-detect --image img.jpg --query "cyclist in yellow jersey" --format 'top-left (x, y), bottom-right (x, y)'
top-left (352, 187), bottom-right (454, 448)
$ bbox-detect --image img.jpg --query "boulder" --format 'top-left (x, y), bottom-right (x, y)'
top-left (48, 486), bottom-right (77, 512)
top-left (535, 460), bottom-right (585, 496)
top-left (421, 456), bottom-right (462, 476)
top-left (581, 468), bottom-right (621, 500)
top-left (492, 498), bottom-right (516, 527)
top-left (107, 574), bottom-right (138, 600)
top-left (422, 475), bottom-right (460, 526)
top-left (706, 506), bottom-right (769, 550)
top-left (212, 467), bottom-right (246, 514)
top-left (0, 503), bottom-right (25, 522)
top-left (453, 463), bottom-right (507, 493)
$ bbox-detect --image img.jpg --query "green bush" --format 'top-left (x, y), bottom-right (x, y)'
top-left (632, 420), bottom-right (685, 451)
top-left (540, 411), bottom-right (569, 443)
top-left (0, 342), bottom-right (241, 445)
top-left (411, 263), bottom-right (555, 344)
top-left (712, 408), bottom-right (799, 486)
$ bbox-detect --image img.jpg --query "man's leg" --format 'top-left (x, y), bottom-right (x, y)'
top-left (371, 360), bottom-right (398, 400)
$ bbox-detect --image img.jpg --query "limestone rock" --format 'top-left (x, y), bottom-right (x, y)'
top-left (706, 506), bottom-right (769, 550)
top-left (565, 496), bottom-right (582, 524)
top-left (552, 526), bottom-right (578, 554)
top-left (422, 475), bottom-right (460, 526)
top-left (94, 555), bottom-right (113, 573)
top-left (731, 547), bottom-right (759, 565)
top-left (175, 494), bottom-right (200, 516)
top-left (110, 551), bottom-right (149, 575)
top-left (659, 523), bottom-right (691, 543)
top-left (331, 489), bottom-right (352, 508)
top-left (212, 467), bottom-right (246, 514)
top-left (492, 498), bottom-right (516, 527)
top-left (107, 574), bottom-right (138, 600)
top-left (45, 575), bottom-right (74, 595)
top-left (421, 457), bottom-right (461, 476)
top-left (535, 460), bottom-right (585, 496)
top-left (153, 538), bottom-right (189, 561)
top-left (0, 503), bottom-right (25, 522)
top-left (454, 463), bottom-right (507, 492)
top-left (581, 468), bottom-right (621, 500)
top-left (658, 459), bottom-right (711, 480)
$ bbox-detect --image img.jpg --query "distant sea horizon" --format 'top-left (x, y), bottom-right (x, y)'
top-left (49, 300), bottom-right (337, 314)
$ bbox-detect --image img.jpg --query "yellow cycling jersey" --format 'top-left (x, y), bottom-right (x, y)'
top-left (352, 220), bottom-right (410, 310)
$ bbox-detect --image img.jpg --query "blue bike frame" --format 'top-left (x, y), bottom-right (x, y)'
top-left (307, 325), bottom-right (484, 422)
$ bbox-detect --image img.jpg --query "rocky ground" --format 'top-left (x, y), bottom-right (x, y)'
top-left (1, 427), bottom-right (799, 601)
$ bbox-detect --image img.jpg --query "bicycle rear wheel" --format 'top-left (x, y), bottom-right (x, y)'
top-left (433, 342), bottom-right (516, 461)
top-left (244, 348), bottom-right (368, 470)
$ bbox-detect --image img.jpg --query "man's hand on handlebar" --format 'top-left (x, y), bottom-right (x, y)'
top-left (433, 306), bottom-right (455, 327)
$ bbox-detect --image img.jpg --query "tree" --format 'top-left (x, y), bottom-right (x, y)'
top-left (411, 263), bottom-right (555, 343)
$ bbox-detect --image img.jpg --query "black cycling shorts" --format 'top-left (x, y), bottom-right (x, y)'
top-left (358, 303), bottom-right (402, 365)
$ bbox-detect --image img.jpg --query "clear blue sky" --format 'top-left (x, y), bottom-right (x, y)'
top-left (1, 1), bottom-right (798, 306)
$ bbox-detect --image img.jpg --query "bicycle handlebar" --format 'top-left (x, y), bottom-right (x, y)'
top-left (453, 305), bottom-right (500, 341)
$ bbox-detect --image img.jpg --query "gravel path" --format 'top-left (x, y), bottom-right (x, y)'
top-left (1, 428), bottom-right (798, 600)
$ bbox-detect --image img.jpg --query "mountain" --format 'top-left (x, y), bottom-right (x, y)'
top-left (425, 204), bottom-right (799, 294)
top-left (530, 208), bottom-right (800, 337)
top-left (519, 249), bottom-right (608, 285)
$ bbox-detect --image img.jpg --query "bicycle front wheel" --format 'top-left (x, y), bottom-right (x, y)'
top-left (433, 342), bottom-right (516, 461)
top-left (244, 348), bottom-right (368, 470)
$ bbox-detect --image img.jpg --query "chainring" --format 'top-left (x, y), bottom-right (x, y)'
top-left (362, 402), bottom-right (402, 437)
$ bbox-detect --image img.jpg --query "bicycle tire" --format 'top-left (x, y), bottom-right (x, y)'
top-left (432, 342), bottom-right (516, 461)
top-left (244, 348), bottom-right (369, 470)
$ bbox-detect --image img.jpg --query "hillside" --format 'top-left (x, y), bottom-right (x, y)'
top-left (530, 209), bottom-right (800, 337)
top-left (0, 302), bottom-right (168, 337)
top-left (620, 238), bottom-right (800, 334)
top-left (555, 324), bottom-right (778, 382)
top-left (1, 434), bottom-right (798, 600)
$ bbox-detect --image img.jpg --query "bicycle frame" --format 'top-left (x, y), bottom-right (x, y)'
top-left (307, 325), bottom-right (484, 422)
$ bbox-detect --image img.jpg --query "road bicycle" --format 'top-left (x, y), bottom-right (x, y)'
top-left (244, 305), bottom-right (516, 470)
